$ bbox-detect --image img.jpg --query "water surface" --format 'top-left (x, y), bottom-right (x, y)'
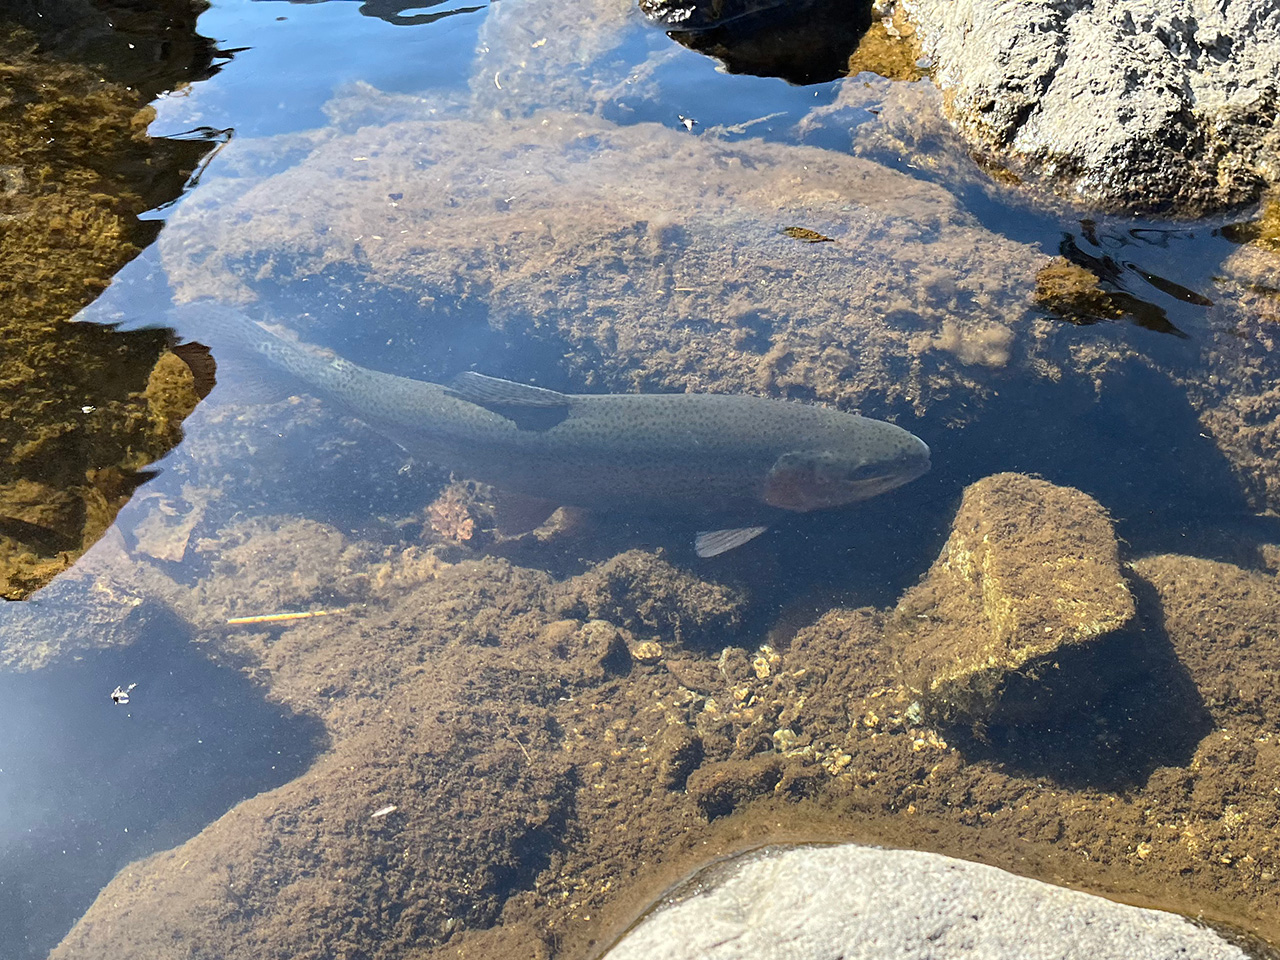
top-left (4, 0), bottom-right (1280, 957)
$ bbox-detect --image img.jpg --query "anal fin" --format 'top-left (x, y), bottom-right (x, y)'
top-left (694, 526), bottom-right (768, 558)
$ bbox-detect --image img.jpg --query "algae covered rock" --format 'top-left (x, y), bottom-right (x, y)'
top-left (0, 10), bottom-right (211, 598)
top-left (553, 549), bottom-right (745, 649)
top-left (889, 472), bottom-right (1135, 726)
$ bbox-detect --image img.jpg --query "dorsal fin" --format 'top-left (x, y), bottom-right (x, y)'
top-left (447, 372), bottom-right (569, 408)
top-left (446, 372), bottom-right (571, 431)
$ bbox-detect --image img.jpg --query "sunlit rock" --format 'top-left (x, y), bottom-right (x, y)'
top-left (889, 472), bottom-right (1136, 726)
top-left (902, 0), bottom-right (1280, 215)
top-left (602, 843), bottom-right (1253, 960)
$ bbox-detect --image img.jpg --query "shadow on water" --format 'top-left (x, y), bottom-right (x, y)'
top-left (252, 0), bottom-right (488, 28)
top-left (0, 602), bottom-right (327, 960)
top-left (840, 115), bottom-right (1246, 343)
top-left (664, 0), bottom-right (873, 85)
top-left (944, 353), bottom-right (1261, 560)
top-left (1049, 219), bottom-right (1243, 339)
top-left (949, 576), bottom-right (1212, 792)
top-left (1009, 214), bottom-right (1234, 344)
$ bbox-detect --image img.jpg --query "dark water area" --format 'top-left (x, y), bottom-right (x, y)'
top-left (0, 602), bottom-right (324, 958)
top-left (3, 0), bottom-right (1280, 958)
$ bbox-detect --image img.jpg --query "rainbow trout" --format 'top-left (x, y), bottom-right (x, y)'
top-left (177, 301), bottom-right (930, 556)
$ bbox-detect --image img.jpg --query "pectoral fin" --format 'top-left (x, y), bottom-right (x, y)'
top-left (694, 526), bottom-right (768, 558)
top-left (446, 372), bottom-right (571, 430)
top-left (491, 489), bottom-right (561, 536)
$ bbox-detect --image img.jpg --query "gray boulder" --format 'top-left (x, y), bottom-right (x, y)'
top-left (603, 843), bottom-right (1252, 959)
top-left (903, 0), bottom-right (1280, 214)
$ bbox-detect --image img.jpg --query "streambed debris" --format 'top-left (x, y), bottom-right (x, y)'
top-left (225, 609), bottom-right (344, 626)
top-left (781, 226), bottom-right (835, 242)
top-left (46, 485), bottom-right (1280, 958)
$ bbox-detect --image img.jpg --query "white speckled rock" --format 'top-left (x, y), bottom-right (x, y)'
top-left (903, 0), bottom-right (1280, 215)
top-left (603, 844), bottom-right (1252, 960)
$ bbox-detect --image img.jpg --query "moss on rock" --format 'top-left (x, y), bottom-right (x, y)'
top-left (889, 472), bottom-right (1136, 726)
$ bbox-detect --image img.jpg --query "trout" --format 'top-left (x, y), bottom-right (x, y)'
top-left (176, 301), bottom-right (930, 556)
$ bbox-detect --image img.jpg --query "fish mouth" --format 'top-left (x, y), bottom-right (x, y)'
top-left (848, 470), bottom-right (925, 500)
top-left (898, 435), bottom-right (932, 484)
top-left (899, 456), bottom-right (932, 487)
top-left (849, 442), bottom-right (931, 499)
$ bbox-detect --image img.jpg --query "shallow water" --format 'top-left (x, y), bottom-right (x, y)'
top-left (3, 0), bottom-right (1280, 957)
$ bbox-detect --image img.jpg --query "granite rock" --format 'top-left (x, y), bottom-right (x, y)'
top-left (903, 0), bottom-right (1280, 214)
top-left (603, 843), bottom-right (1252, 960)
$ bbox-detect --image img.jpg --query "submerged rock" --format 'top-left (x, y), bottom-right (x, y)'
top-left (553, 549), bottom-right (745, 648)
top-left (1186, 242), bottom-right (1280, 513)
top-left (154, 80), bottom-right (1280, 530)
top-left (469, 0), bottom-right (636, 119)
top-left (889, 472), bottom-right (1136, 726)
top-left (602, 843), bottom-right (1252, 960)
top-left (903, 0), bottom-right (1280, 214)
top-left (159, 81), bottom-right (1047, 408)
top-left (34, 511), bottom-right (1280, 956)
top-left (685, 755), bottom-right (787, 818)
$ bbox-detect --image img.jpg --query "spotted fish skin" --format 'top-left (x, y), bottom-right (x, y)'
top-left (177, 301), bottom-right (930, 528)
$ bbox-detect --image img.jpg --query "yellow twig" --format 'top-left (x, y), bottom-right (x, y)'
top-left (226, 610), bottom-right (335, 625)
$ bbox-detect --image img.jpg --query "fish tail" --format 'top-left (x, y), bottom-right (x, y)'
top-left (171, 299), bottom-right (351, 392)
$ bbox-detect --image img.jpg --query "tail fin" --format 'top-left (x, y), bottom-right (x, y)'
top-left (172, 301), bottom-right (313, 367)
top-left (169, 300), bottom-right (332, 402)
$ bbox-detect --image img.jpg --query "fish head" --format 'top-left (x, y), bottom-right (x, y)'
top-left (763, 428), bottom-right (931, 511)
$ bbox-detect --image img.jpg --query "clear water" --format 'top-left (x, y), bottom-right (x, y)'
top-left (4, 0), bottom-right (1279, 956)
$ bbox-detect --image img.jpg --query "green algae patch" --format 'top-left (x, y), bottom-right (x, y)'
top-left (889, 472), bottom-right (1136, 726)
top-left (1032, 258), bottom-right (1126, 324)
